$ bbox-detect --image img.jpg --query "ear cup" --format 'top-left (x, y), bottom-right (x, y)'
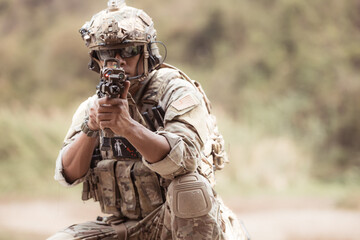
top-left (88, 51), bottom-right (101, 73)
top-left (148, 54), bottom-right (160, 70)
top-left (147, 43), bottom-right (161, 70)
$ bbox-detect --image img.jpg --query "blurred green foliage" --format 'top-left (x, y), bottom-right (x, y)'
top-left (0, 107), bottom-right (68, 196)
top-left (0, 0), bottom-right (359, 196)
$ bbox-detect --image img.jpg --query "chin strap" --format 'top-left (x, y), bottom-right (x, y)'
top-left (143, 43), bottom-right (149, 75)
top-left (127, 72), bottom-right (148, 94)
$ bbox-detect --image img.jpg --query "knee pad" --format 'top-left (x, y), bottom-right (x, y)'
top-left (167, 172), bottom-right (213, 218)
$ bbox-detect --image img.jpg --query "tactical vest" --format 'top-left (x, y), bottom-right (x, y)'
top-left (82, 64), bottom-right (229, 219)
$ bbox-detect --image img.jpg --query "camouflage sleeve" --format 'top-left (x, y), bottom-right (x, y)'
top-left (54, 95), bottom-right (98, 187)
top-left (143, 78), bottom-right (210, 179)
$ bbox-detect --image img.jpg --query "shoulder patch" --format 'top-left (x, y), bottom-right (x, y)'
top-left (171, 94), bottom-right (198, 111)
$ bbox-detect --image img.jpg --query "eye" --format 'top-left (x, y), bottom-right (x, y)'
top-left (98, 50), bottom-right (116, 60)
top-left (130, 46), bottom-right (139, 55)
top-left (107, 50), bottom-right (116, 58)
top-left (123, 46), bottom-right (142, 58)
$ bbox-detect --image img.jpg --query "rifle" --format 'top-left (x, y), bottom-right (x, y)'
top-left (96, 58), bottom-right (126, 151)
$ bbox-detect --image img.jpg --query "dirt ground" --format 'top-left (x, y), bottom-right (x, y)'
top-left (0, 196), bottom-right (359, 240)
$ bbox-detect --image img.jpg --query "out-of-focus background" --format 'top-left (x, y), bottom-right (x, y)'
top-left (0, 0), bottom-right (359, 239)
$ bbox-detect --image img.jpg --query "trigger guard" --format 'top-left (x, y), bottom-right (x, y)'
top-left (168, 173), bottom-right (213, 218)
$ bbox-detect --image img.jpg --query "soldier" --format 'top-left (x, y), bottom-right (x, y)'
top-left (48, 0), bottom-right (249, 239)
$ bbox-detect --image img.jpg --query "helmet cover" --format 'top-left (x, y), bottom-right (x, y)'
top-left (80, 0), bottom-right (161, 80)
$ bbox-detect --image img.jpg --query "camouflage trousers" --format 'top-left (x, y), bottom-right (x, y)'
top-left (47, 174), bottom-right (248, 240)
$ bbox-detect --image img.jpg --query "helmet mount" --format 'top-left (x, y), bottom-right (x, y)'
top-left (107, 0), bottom-right (125, 11)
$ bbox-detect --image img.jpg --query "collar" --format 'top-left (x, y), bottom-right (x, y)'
top-left (132, 70), bottom-right (157, 103)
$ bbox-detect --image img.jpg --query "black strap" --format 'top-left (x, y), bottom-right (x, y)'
top-left (152, 107), bottom-right (164, 128)
top-left (156, 105), bottom-right (166, 119)
top-left (142, 111), bottom-right (156, 131)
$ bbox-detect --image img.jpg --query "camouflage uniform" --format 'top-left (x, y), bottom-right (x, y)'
top-left (49, 1), bottom-right (249, 240)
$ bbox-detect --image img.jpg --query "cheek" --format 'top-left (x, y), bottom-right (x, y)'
top-left (129, 56), bottom-right (142, 72)
top-left (132, 55), bottom-right (141, 65)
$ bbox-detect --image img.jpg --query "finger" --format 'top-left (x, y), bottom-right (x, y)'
top-left (89, 114), bottom-right (98, 124)
top-left (98, 104), bottom-right (121, 113)
top-left (98, 97), bottom-right (124, 106)
top-left (88, 117), bottom-right (100, 130)
top-left (94, 98), bottom-right (100, 108)
top-left (89, 108), bottom-right (96, 119)
top-left (97, 113), bottom-right (113, 121)
top-left (99, 120), bottom-right (112, 130)
top-left (98, 96), bottom-right (111, 106)
top-left (121, 81), bottom-right (130, 99)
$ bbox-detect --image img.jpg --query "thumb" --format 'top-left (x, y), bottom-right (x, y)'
top-left (121, 81), bottom-right (130, 99)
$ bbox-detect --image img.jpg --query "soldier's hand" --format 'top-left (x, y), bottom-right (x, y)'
top-left (88, 100), bottom-right (101, 131)
top-left (97, 81), bottom-right (133, 136)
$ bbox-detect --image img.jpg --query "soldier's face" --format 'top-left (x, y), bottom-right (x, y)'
top-left (97, 45), bottom-right (144, 78)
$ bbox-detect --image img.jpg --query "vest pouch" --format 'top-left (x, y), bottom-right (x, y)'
top-left (82, 180), bottom-right (91, 201)
top-left (93, 160), bottom-right (119, 214)
top-left (133, 161), bottom-right (164, 218)
top-left (115, 160), bottom-right (141, 219)
top-left (82, 168), bottom-right (100, 202)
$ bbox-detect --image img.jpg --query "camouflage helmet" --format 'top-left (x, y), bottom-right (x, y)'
top-left (79, 0), bottom-right (162, 81)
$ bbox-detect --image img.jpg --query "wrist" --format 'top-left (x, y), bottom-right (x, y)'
top-left (87, 121), bottom-right (98, 131)
top-left (122, 119), bottom-right (139, 138)
top-left (81, 118), bottom-right (99, 138)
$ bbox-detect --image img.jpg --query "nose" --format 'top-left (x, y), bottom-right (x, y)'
top-left (115, 53), bottom-right (126, 65)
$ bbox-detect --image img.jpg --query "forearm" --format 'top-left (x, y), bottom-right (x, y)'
top-left (62, 133), bottom-right (98, 183)
top-left (96, 93), bottom-right (171, 163)
top-left (124, 120), bottom-right (170, 163)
